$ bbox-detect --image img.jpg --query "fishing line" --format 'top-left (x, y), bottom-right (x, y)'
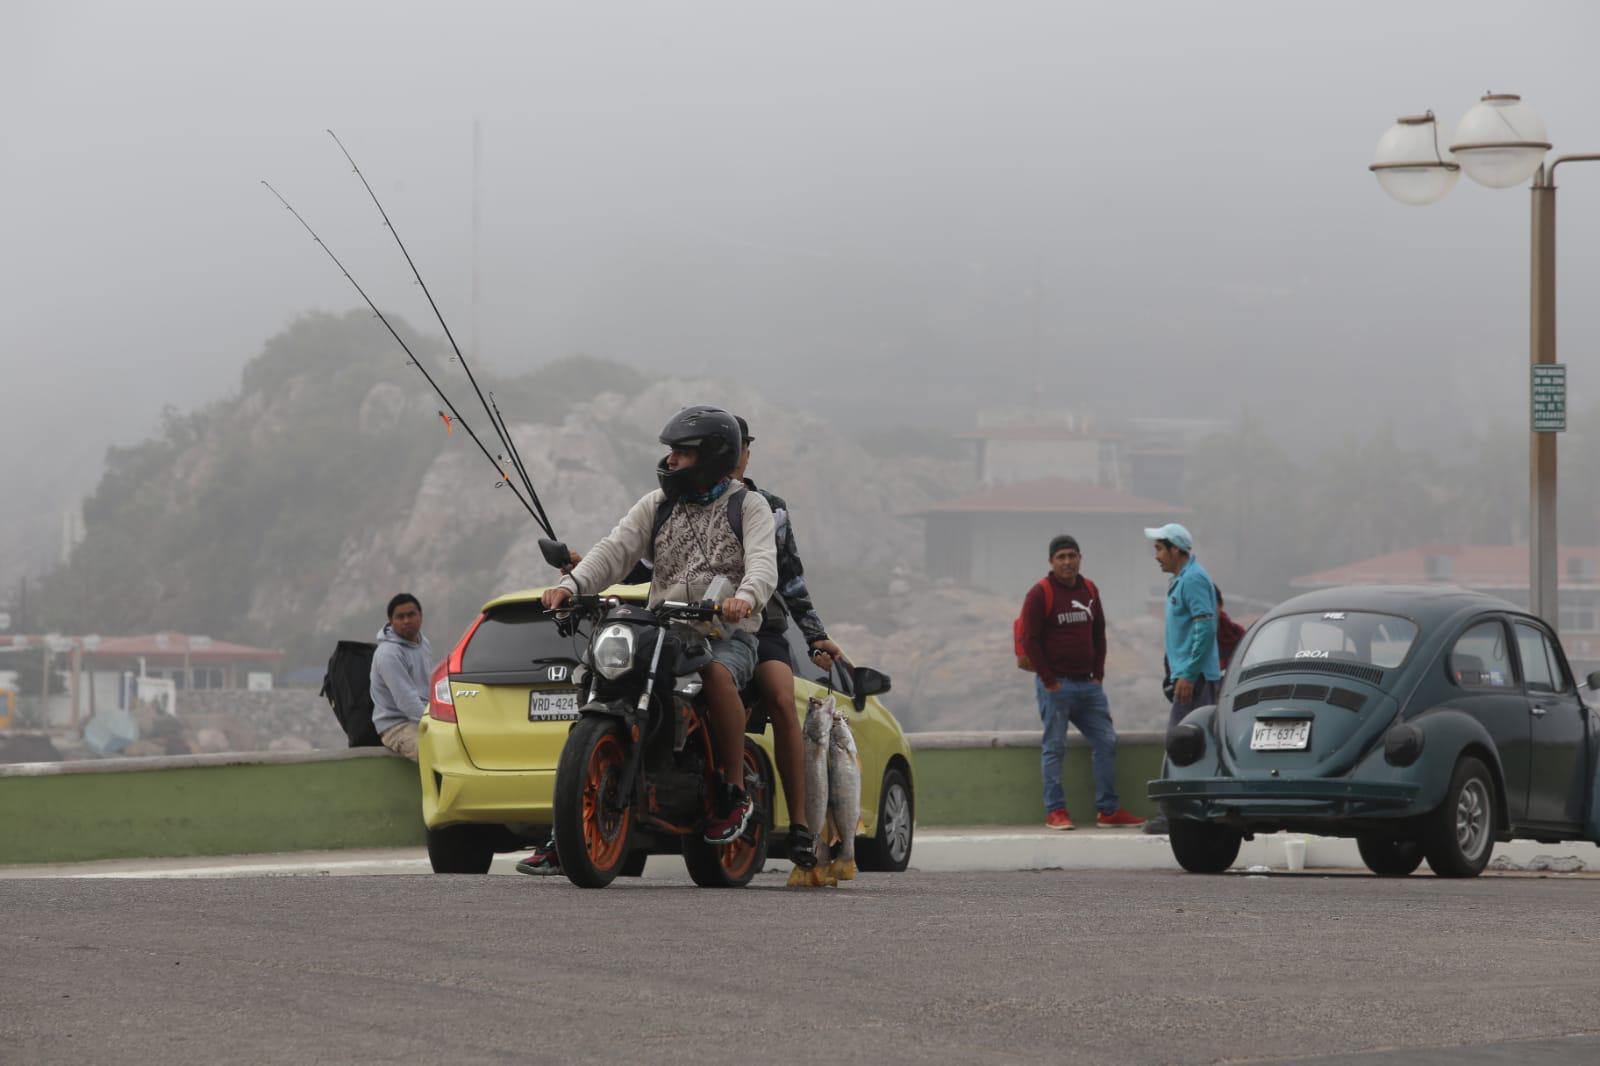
top-left (260, 180), bottom-right (552, 535)
top-left (324, 130), bottom-right (554, 538)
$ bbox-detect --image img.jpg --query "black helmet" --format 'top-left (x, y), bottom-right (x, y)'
top-left (656, 405), bottom-right (742, 499)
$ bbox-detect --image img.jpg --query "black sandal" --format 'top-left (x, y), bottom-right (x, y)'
top-left (788, 824), bottom-right (818, 869)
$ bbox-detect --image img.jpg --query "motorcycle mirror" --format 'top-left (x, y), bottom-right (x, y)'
top-left (1586, 670), bottom-right (1600, 691)
top-left (851, 666), bottom-right (891, 711)
top-left (538, 538), bottom-right (571, 570)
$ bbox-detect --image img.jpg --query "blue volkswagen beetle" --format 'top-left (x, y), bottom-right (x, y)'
top-left (1149, 585), bottom-right (1600, 877)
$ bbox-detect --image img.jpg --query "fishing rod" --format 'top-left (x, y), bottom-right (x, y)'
top-left (260, 180), bottom-right (554, 537)
top-left (485, 388), bottom-right (538, 522)
top-left (324, 130), bottom-right (553, 538)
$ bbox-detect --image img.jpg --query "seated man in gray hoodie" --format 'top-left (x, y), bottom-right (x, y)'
top-left (370, 592), bottom-right (433, 761)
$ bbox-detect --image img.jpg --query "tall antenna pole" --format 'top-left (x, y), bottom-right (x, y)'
top-left (1028, 258), bottom-right (1043, 414)
top-left (471, 118), bottom-right (482, 371)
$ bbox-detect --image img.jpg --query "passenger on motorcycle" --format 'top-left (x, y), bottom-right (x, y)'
top-left (540, 405), bottom-right (778, 845)
top-left (732, 416), bottom-right (845, 869)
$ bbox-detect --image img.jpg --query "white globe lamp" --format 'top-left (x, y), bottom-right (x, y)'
top-left (1450, 94), bottom-right (1551, 189)
top-left (1370, 112), bottom-right (1459, 206)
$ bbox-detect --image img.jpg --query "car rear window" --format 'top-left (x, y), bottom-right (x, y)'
top-left (1239, 611), bottom-right (1417, 671)
top-left (460, 602), bottom-right (579, 674)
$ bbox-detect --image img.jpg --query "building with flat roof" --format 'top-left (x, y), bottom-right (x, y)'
top-left (914, 478), bottom-right (1187, 622)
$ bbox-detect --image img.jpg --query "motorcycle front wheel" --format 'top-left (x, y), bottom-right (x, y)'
top-left (683, 739), bottom-right (772, 889)
top-left (553, 716), bottom-right (635, 889)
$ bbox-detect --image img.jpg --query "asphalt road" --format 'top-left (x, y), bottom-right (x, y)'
top-left (3, 869), bottom-right (1599, 1066)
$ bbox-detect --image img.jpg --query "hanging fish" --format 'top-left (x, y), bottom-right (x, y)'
top-left (827, 711), bottom-right (862, 883)
top-left (788, 691), bottom-right (838, 888)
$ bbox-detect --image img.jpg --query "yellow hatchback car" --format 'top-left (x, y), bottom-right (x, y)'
top-left (417, 583), bottom-right (915, 876)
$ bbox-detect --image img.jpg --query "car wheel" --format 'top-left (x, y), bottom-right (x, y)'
top-left (1422, 756), bottom-right (1496, 878)
top-left (683, 739), bottom-right (772, 888)
top-left (426, 824), bottom-right (495, 874)
top-left (1356, 835), bottom-right (1424, 877)
top-left (857, 766), bottom-right (914, 872)
top-left (1168, 820), bottom-right (1243, 874)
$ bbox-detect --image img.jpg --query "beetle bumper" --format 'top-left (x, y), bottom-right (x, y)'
top-left (1149, 777), bottom-right (1423, 822)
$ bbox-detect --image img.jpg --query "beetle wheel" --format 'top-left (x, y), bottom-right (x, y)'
top-left (1421, 756), bottom-right (1496, 878)
top-left (1356, 835), bottom-right (1424, 877)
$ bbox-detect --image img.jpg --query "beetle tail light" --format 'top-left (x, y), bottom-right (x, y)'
top-left (1166, 722), bottom-right (1207, 767)
top-left (1383, 724), bottom-right (1424, 767)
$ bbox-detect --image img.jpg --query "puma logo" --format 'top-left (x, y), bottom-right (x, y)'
top-left (1056, 598), bottom-right (1094, 626)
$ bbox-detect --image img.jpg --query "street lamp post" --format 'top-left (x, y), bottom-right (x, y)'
top-left (1371, 93), bottom-right (1600, 627)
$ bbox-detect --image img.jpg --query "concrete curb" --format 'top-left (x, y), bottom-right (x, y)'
top-left (3, 830), bottom-right (1597, 879)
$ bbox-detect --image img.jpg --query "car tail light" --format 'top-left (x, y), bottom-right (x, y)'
top-left (448, 614), bottom-right (485, 674)
top-left (430, 614), bottom-right (486, 723)
top-left (428, 660), bottom-right (456, 723)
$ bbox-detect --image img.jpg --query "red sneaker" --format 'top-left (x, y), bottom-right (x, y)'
top-left (514, 840), bottom-right (562, 876)
top-left (703, 789), bottom-right (754, 844)
top-left (1097, 808), bottom-right (1147, 828)
top-left (1045, 809), bottom-right (1075, 831)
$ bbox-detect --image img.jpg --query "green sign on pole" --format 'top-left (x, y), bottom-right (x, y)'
top-left (1533, 363), bottom-right (1566, 433)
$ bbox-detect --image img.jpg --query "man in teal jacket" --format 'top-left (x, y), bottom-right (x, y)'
top-left (1148, 522), bottom-right (1221, 728)
top-left (1144, 523), bottom-right (1220, 835)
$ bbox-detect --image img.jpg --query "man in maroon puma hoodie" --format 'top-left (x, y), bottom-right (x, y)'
top-left (1020, 535), bottom-right (1145, 830)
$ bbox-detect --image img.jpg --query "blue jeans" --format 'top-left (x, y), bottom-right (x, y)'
top-left (1037, 678), bottom-right (1120, 815)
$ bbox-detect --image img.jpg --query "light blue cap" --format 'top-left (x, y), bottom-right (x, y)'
top-left (1143, 522), bottom-right (1194, 552)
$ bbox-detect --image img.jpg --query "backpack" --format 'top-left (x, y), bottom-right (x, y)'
top-left (1013, 578), bottom-right (1056, 672)
top-left (1217, 609), bottom-right (1246, 670)
top-left (320, 640), bottom-right (383, 747)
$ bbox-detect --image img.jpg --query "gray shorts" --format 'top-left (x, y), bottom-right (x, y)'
top-left (705, 631), bottom-right (758, 691)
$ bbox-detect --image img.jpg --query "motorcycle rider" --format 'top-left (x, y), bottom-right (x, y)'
top-left (538, 406), bottom-right (777, 849)
top-left (733, 416), bottom-right (845, 870)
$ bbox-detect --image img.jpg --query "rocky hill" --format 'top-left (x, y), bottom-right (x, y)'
top-left (40, 310), bottom-right (1171, 737)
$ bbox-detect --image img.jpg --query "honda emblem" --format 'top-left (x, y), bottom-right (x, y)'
top-left (546, 665), bottom-right (570, 683)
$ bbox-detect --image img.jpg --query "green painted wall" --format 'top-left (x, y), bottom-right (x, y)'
top-left (913, 742), bottom-right (1165, 826)
top-left (0, 739), bottom-right (1166, 865)
top-left (0, 757), bottom-right (424, 865)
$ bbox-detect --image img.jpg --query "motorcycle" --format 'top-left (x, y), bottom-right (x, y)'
top-left (543, 575), bottom-right (773, 889)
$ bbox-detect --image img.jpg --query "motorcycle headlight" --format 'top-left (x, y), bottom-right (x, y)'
top-left (593, 624), bottom-right (637, 680)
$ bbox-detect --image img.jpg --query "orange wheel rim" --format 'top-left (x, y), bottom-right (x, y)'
top-left (582, 733), bottom-right (630, 870)
top-left (719, 747), bottom-right (766, 877)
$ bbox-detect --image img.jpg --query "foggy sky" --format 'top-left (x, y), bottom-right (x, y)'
top-left (3, 0), bottom-right (1599, 579)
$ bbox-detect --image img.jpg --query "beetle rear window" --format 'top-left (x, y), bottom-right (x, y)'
top-left (1239, 612), bottom-right (1417, 671)
top-left (460, 602), bottom-right (579, 673)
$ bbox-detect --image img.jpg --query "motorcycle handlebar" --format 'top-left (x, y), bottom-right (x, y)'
top-left (548, 595), bottom-right (722, 624)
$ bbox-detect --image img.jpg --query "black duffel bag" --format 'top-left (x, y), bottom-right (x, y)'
top-left (319, 640), bottom-right (383, 747)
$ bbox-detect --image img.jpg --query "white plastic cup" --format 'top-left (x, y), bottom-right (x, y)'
top-left (1284, 837), bottom-right (1307, 872)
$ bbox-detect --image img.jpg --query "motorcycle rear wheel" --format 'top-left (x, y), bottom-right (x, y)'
top-left (553, 716), bottom-right (634, 889)
top-left (683, 739), bottom-right (772, 888)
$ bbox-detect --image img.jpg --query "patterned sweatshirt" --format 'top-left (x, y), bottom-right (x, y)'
top-left (557, 483), bottom-right (777, 633)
